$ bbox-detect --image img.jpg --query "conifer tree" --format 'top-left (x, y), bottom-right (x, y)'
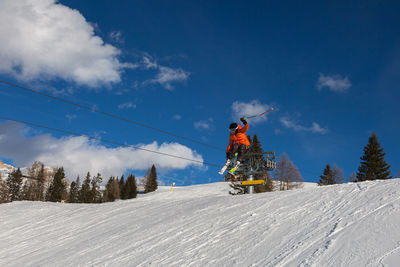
top-left (74, 176), bottom-right (81, 203)
top-left (119, 175), bottom-right (127, 199)
top-left (46, 167), bottom-right (66, 202)
top-left (68, 181), bottom-right (79, 203)
top-left (103, 177), bottom-right (120, 202)
top-left (144, 165), bottom-right (158, 193)
top-left (319, 164), bottom-right (335, 185)
top-left (0, 173), bottom-right (9, 203)
top-left (80, 172), bottom-right (91, 203)
top-left (7, 168), bottom-right (22, 201)
top-left (125, 174), bottom-right (137, 199)
top-left (249, 134), bottom-right (264, 168)
top-left (103, 177), bottom-right (112, 202)
top-left (90, 173), bottom-right (103, 203)
top-left (247, 134), bottom-right (274, 192)
top-left (21, 180), bottom-right (35, 200)
top-left (357, 132), bottom-right (391, 181)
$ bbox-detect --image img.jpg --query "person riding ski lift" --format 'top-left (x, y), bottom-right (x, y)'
top-left (218, 117), bottom-right (250, 175)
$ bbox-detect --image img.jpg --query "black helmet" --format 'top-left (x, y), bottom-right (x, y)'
top-left (229, 123), bottom-right (238, 132)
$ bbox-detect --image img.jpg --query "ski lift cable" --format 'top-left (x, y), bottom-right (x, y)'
top-left (0, 81), bottom-right (324, 179)
top-left (0, 80), bottom-right (225, 152)
top-left (0, 116), bottom-right (221, 168)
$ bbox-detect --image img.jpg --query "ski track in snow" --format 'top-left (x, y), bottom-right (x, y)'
top-left (1, 180), bottom-right (400, 266)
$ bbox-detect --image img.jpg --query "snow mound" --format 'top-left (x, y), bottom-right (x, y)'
top-left (1, 179), bottom-right (400, 266)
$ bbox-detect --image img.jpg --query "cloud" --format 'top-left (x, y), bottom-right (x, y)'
top-left (142, 56), bottom-right (158, 70)
top-left (280, 117), bottom-right (328, 134)
top-left (194, 118), bottom-right (214, 130)
top-left (141, 55), bottom-right (190, 90)
top-left (231, 100), bottom-right (271, 124)
top-left (150, 66), bottom-right (190, 90)
top-left (0, 122), bottom-right (204, 179)
top-left (317, 73), bottom-right (351, 92)
top-left (118, 102), bottom-right (136, 109)
top-left (0, 0), bottom-right (132, 87)
top-left (109, 31), bottom-right (123, 43)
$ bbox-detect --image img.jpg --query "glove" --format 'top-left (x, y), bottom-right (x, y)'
top-left (240, 117), bottom-right (247, 125)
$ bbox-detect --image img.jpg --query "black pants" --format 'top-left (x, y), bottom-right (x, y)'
top-left (227, 144), bottom-right (249, 162)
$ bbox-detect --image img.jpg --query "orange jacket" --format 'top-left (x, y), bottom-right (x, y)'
top-left (226, 123), bottom-right (250, 152)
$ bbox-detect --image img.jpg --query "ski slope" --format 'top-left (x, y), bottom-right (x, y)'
top-left (1, 179), bottom-right (400, 266)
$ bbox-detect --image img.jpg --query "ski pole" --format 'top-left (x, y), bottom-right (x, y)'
top-left (246, 107), bottom-right (274, 119)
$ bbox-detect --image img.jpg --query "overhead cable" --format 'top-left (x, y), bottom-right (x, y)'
top-left (0, 116), bottom-right (220, 168)
top-left (0, 80), bottom-right (225, 151)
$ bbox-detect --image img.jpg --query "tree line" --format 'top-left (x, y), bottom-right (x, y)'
top-left (0, 163), bottom-right (158, 204)
top-left (318, 132), bottom-right (392, 186)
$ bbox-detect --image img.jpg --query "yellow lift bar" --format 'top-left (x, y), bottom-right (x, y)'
top-left (239, 180), bottom-right (265, 186)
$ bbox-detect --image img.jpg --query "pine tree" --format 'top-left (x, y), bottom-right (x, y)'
top-left (21, 180), bottom-right (35, 200)
top-left (144, 165), bottom-right (158, 193)
top-left (357, 132), bottom-right (391, 181)
top-left (7, 168), bottom-right (22, 201)
top-left (119, 175), bottom-right (127, 200)
top-left (46, 167), bottom-right (66, 202)
top-left (248, 134), bottom-right (264, 169)
top-left (103, 177), bottom-right (112, 202)
top-left (0, 173), bottom-right (9, 203)
top-left (74, 176), bottom-right (81, 203)
top-left (125, 174), bottom-right (137, 199)
top-left (90, 173), bottom-right (103, 203)
top-left (318, 164), bottom-right (335, 185)
top-left (248, 134), bottom-right (274, 192)
top-left (103, 177), bottom-right (120, 202)
top-left (68, 181), bottom-right (79, 203)
top-left (80, 172), bottom-right (91, 203)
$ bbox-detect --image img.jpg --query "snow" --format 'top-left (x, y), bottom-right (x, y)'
top-left (1, 179), bottom-right (400, 266)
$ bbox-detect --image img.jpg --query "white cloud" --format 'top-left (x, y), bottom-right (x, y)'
top-left (109, 31), bottom-right (123, 43)
top-left (118, 102), bottom-right (136, 109)
top-left (0, 0), bottom-right (132, 87)
top-left (150, 66), bottom-right (190, 90)
top-left (0, 122), bottom-right (203, 179)
top-left (317, 73), bottom-right (351, 92)
top-left (142, 56), bottom-right (158, 70)
top-left (194, 118), bottom-right (214, 130)
top-left (140, 55), bottom-right (190, 90)
top-left (280, 117), bottom-right (328, 134)
top-left (231, 100), bottom-right (271, 124)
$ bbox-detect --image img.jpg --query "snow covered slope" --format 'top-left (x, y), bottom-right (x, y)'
top-left (1, 179), bottom-right (400, 266)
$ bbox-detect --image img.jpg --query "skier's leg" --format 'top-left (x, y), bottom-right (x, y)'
top-left (237, 145), bottom-right (249, 162)
top-left (229, 145), bottom-right (249, 173)
top-left (219, 144), bottom-right (238, 175)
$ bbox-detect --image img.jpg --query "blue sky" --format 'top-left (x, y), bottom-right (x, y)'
top-left (0, 0), bottom-right (399, 184)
